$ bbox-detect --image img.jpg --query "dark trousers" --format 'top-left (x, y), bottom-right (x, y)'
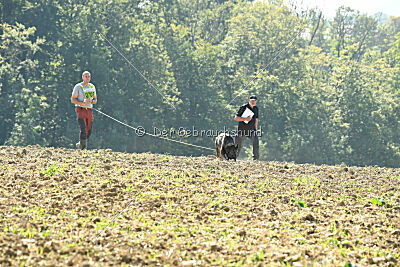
top-left (76, 107), bottom-right (93, 140)
top-left (235, 130), bottom-right (259, 160)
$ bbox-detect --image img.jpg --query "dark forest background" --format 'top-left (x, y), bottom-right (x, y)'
top-left (2, 0), bottom-right (400, 167)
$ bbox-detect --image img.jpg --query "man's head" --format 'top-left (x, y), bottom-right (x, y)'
top-left (249, 95), bottom-right (257, 107)
top-left (82, 71), bottom-right (91, 84)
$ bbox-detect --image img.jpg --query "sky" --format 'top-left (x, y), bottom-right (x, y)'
top-left (286, 0), bottom-right (400, 18)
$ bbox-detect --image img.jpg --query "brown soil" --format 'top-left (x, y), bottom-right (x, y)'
top-left (0, 145), bottom-right (399, 266)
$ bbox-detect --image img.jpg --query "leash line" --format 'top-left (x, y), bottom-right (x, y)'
top-left (92, 108), bottom-right (214, 152)
top-left (96, 30), bottom-right (177, 111)
top-left (91, 107), bottom-right (214, 227)
top-left (226, 29), bottom-right (304, 107)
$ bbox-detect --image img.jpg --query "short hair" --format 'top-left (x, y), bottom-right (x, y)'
top-left (82, 71), bottom-right (91, 78)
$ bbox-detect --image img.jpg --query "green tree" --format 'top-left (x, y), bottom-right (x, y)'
top-left (327, 44), bottom-right (400, 166)
top-left (330, 6), bottom-right (359, 57)
top-left (0, 23), bottom-right (44, 145)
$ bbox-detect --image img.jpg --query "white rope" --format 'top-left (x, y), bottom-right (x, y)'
top-left (96, 30), bottom-right (177, 111)
top-left (92, 107), bottom-right (215, 152)
top-left (225, 29), bottom-right (304, 107)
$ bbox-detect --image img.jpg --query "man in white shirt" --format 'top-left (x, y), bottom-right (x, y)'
top-left (71, 71), bottom-right (98, 149)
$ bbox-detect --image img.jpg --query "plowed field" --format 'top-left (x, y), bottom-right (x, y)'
top-left (0, 145), bottom-right (399, 266)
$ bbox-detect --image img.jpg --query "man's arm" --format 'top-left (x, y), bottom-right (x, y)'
top-left (71, 94), bottom-right (88, 106)
top-left (91, 95), bottom-right (97, 105)
top-left (235, 106), bottom-right (251, 122)
top-left (235, 115), bottom-right (252, 122)
top-left (90, 87), bottom-right (97, 105)
top-left (255, 118), bottom-right (258, 128)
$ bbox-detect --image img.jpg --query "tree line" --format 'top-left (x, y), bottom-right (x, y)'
top-left (1, 0), bottom-right (400, 167)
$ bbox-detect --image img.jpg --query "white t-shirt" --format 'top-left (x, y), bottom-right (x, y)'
top-left (72, 82), bottom-right (96, 108)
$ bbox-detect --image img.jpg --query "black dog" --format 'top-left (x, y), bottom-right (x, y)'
top-left (215, 133), bottom-right (239, 161)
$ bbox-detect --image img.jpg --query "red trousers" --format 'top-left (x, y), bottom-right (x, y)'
top-left (76, 107), bottom-right (93, 139)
